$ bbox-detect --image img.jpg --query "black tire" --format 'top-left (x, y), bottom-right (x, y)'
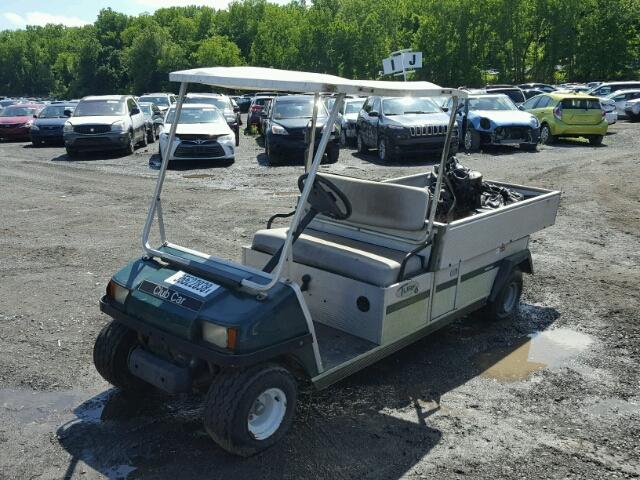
top-left (520, 142), bottom-right (538, 151)
top-left (539, 123), bottom-right (555, 145)
top-left (265, 139), bottom-right (280, 166)
top-left (147, 128), bottom-right (155, 144)
top-left (326, 143), bottom-right (339, 163)
top-left (65, 147), bottom-right (78, 158)
top-left (203, 364), bottom-right (297, 456)
top-left (339, 129), bottom-right (348, 147)
top-left (93, 321), bottom-right (150, 393)
top-left (479, 269), bottom-right (523, 322)
top-left (377, 137), bottom-right (394, 163)
top-left (139, 129), bottom-right (148, 148)
top-left (589, 135), bottom-right (603, 146)
top-left (234, 125), bottom-right (240, 147)
top-left (356, 132), bottom-right (368, 153)
top-left (124, 132), bottom-right (135, 155)
top-left (463, 127), bottom-right (481, 152)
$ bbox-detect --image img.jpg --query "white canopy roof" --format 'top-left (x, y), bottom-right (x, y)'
top-left (169, 66), bottom-right (466, 98)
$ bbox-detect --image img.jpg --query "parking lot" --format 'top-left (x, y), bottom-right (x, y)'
top-left (1, 116), bottom-right (639, 479)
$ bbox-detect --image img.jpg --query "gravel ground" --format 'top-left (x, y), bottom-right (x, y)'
top-left (0, 117), bottom-right (638, 479)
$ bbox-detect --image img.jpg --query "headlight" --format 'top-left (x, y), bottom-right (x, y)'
top-left (63, 121), bottom-right (73, 133)
top-left (530, 117), bottom-right (539, 127)
top-left (218, 133), bottom-right (234, 144)
top-left (271, 124), bottom-right (288, 135)
top-left (387, 124), bottom-right (404, 130)
top-left (30, 124), bottom-right (40, 131)
top-left (106, 280), bottom-right (129, 305)
top-left (111, 120), bottom-right (126, 132)
top-left (479, 117), bottom-right (491, 129)
top-left (202, 323), bottom-right (237, 350)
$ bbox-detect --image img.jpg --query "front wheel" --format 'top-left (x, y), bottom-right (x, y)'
top-left (93, 321), bottom-right (150, 393)
top-left (539, 123), bottom-right (555, 145)
top-left (588, 135), bottom-right (603, 146)
top-left (357, 132), bottom-right (368, 153)
top-left (124, 133), bottom-right (135, 155)
top-left (377, 137), bottom-right (394, 163)
top-left (464, 128), bottom-right (481, 152)
top-left (234, 125), bottom-right (240, 147)
top-left (203, 364), bottom-right (297, 456)
top-left (147, 128), bottom-right (155, 144)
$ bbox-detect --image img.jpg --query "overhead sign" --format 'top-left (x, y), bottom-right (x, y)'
top-left (382, 51), bottom-right (423, 76)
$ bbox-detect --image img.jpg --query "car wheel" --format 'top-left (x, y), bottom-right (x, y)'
top-left (265, 138), bottom-right (278, 166)
top-left (377, 137), bottom-right (394, 163)
top-left (124, 133), bottom-right (135, 155)
top-left (147, 128), bottom-right (155, 144)
top-left (340, 129), bottom-right (347, 147)
top-left (326, 143), bottom-right (339, 163)
top-left (463, 128), bottom-right (480, 152)
top-left (478, 269), bottom-right (523, 322)
top-left (234, 126), bottom-right (240, 147)
top-left (539, 123), bottom-right (554, 145)
top-left (93, 321), bottom-right (151, 394)
top-left (357, 132), bottom-right (368, 153)
top-left (139, 129), bottom-right (148, 147)
top-left (202, 363), bottom-right (297, 457)
top-left (588, 135), bottom-right (603, 146)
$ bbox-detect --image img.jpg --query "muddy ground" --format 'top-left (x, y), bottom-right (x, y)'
top-left (0, 117), bottom-right (638, 479)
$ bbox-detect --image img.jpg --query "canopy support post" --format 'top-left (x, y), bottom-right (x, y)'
top-left (305, 93), bottom-right (320, 172)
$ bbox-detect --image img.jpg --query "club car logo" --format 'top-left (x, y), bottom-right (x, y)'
top-left (152, 283), bottom-right (187, 306)
top-left (396, 281), bottom-right (419, 298)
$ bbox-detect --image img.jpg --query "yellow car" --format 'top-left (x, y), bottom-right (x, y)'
top-left (521, 93), bottom-right (608, 145)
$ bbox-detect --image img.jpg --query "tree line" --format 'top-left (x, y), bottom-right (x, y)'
top-left (0, 0), bottom-right (638, 98)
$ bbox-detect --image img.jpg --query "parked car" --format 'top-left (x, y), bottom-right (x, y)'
top-left (601, 89), bottom-right (640, 118)
top-left (248, 95), bottom-right (274, 130)
top-left (232, 95), bottom-right (252, 113)
top-left (138, 93), bottom-right (176, 113)
top-left (138, 102), bottom-right (164, 143)
top-left (263, 95), bottom-right (339, 165)
top-left (484, 86), bottom-right (526, 105)
top-left (184, 93), bottom-right (240, 146)
top-left (0, 98), bottom-right (17, 108)
top-left (446, 94), bottom-right (539, 152)
top-left (356, 96), bottom-right (458, 162)
top-left (624, 98), bottom-right (640, 121)
top-left (599, 100), bottom-right (618, 125)
top-left (0, 103), bottom-right (45, 141)
top-left (159, 103), bottom-right (235, 164)
top-left (338, 97), bottom-right (366, 146)
top-left (30, 102), bottom-right (77, 145)
top-left (258, 97), bottom-right (273, 135)
top-left (518, 83), bottom-right (556, 93)
top-left (63, 95), bottom-right (147, 157)
top-left (522, 88), bottom-right (545, 100)
top-left (588, 81), bottom-right (640, 97)
top-left (521, 93), bottom-right (607, 145)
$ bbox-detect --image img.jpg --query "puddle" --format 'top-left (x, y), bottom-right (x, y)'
top-left (474, 328), bottom-right (594, 381)
top-left (183, 173), bottom-right (215, 179)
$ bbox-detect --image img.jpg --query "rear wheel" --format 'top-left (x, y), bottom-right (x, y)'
top-left (479, 269), bottom-right (523, 322)
top-left (93, 321), bottom-right (150, 393)
top-left (539, 123), bottom-right (555, 145)
top-left (588, 135), bottom-right (603, 146)
top-left (203, 364), bottom-right (297, 456)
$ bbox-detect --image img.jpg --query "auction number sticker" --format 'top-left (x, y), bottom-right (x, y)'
top-left (165, 271), bottom-right (220, 297)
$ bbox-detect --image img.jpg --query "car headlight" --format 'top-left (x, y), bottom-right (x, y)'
top-left (30, 124), bottom-right (40, 131)
top-left (218, 133), bottom-right (234, 144)
top-left (271, 124), bottom-right (288, 135)
top-left (202, 323), bottom-right (237, 350)
top-left (387, 124), bottom-right (404, 130)
top-left (111, 120), bottom-right (126, 132)
top-left (530, 117), bottom-right (539, 127)
top-left (479, 117), bottom-right (491, 129)
top-left (106, 280), bottom-right (129, 305)
top-left (63, 121), bottom-right (73, 133)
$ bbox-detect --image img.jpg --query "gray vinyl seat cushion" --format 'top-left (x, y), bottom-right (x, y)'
top-left (251, 227), bottom-right (423, 287)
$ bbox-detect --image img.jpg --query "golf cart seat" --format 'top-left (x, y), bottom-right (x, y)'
top-left (252, 173), bottom-right (430, 287)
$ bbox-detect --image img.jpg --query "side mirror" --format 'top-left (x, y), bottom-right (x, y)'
top-left (64, 110), bottom-right (72, 117)
top-left (130, 107), bottom-right (140, 115)
top-left (441, 107), bottom-right (449, 112)
top-left (33, 114), bottom-right (38, 119)
top-left (369, 111), bottom-right (379, 117)
top-left (517, 105), bottom-right (525, 111)
top-left (233, 106), bottom-right (240, 113)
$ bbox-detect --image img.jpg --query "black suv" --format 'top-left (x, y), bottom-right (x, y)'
top-left (263, 95), bottom-right (339, 166)
top-left (356, 96), bottom-right (458, 162)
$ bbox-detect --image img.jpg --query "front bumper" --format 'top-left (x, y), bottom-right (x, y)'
top-left (480, 126), bottom-right (540, 145)
top-left (64, 131), bottom-right (130, 151)
top-left (161, 138), bottom-right (235, 161)
top-left (31, 128), bottom-right (64, 143)
top-left (0, 125), bottom-right (30, 139)
top-left (386, 132), bottom-right (458, 154)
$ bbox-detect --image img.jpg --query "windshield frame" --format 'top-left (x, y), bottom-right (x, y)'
top-left (73, 100), bottom-right (127, 117)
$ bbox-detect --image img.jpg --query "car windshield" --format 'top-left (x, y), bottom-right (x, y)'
top-left (382, 97), bottom-right (440, 115)
top-left (74, 100), bottom-right (126, 117)
top-left (273, 99), bottom-right (327, 119)
top-left (1, 106), bottom-right (36, 117)
top-left (186, 96), bottom-right (230, 111)
top-left (165, 107), bottom-right (222, 124)
top-left (39, 105), bottom-right (73, 118)
top-left (139, 104), bottom-right (153, 115)
top-left (344, 100), bottom-right (365, 114)
top-left (468, 96), bottom-right (517, 111)
top-left (139, 96), bottom-right (170, 106)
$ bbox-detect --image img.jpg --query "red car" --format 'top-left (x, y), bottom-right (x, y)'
top-left (0, 103), bottom-right (44, 140)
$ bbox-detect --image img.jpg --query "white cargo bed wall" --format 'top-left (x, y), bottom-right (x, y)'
top-left (433, 186), bottom-right (560, 269)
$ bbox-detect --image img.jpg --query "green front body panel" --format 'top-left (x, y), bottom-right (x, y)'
top-left (110, 252), bottom-right (309, 355)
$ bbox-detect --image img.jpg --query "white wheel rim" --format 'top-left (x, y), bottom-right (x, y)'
top-left (464, 131), bottom-right (472, 150)
top-left (502, 282), bottom-right (518, 313)
top-left (540, 126), bottom-right (549, 144)
top-left (247, 387), bottom-right (287, 440)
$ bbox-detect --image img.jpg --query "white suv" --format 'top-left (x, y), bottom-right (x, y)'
top-left (63, 95), bottom-right (147, 157)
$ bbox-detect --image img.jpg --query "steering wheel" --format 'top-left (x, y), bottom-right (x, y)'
top-left (297, 174), bottom-right (352, 220)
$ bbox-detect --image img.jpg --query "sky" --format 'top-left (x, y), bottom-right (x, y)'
top-left (0, 0), bottom-right (284, 30)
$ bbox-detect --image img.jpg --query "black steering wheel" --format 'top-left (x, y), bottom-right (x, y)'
top-left (297, 174), bottom-right (352, 220)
